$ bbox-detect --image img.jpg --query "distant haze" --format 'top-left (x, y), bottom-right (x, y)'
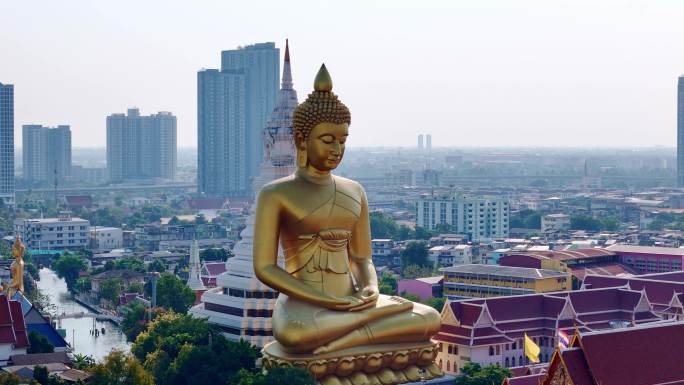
top-left (1, 0), bottom-right (683, 148)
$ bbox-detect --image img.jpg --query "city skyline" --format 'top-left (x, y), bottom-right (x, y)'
top-left (2, 1), bottom-right (684, 148)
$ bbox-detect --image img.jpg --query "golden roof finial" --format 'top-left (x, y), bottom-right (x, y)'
top-left (314, 63), bottom-right (333, 92)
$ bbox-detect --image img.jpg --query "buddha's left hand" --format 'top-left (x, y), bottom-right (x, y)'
top-left (350, 286), bottom-right (379, 311)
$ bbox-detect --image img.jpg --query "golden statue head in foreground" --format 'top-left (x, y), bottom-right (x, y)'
top-left (254, 64), bottom-right (443, 384)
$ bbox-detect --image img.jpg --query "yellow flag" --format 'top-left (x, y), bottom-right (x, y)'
top-left (524, 333), bottom-right (540, 364)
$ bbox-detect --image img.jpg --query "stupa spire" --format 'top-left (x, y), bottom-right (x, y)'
top-left (187, 240), bottom-right (206, 299)
top-left (281, 39), bottom-right (293, 90)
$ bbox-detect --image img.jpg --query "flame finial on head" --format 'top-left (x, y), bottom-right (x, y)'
top-left (314, 64), bottom-right (333, 92)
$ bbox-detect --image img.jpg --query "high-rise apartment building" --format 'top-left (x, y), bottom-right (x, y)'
top-left (418, 134), bottom-right (424, 152)
top-left (191, 41), bottom-right (297, 347)
top-left (0, 83), bottom-right (14, 207)
top-left (678, 75), bottom-right (684, 187)
top-left (22, 125), bottom-right (71, 184)
top-left (198, 42), bottom-right (279, 196)
top-left (106, 108), bottom-right (176, 182)
top-left (426, 134), bottom-right (432, 153)
top-left (416, 193), bottom-right (509, 241)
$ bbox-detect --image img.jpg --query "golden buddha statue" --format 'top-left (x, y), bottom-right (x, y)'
top-left (254, 64), bottom-right (443, 385)
top-left (8, 235), bottom-right (25, 297)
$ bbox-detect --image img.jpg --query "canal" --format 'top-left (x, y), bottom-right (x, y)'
top-left (35, 268), bottom-right (131, 361)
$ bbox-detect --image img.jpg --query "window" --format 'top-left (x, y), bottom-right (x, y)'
top-left (511, 357), bottom-right (515, 366)
top-left (448, 345), bottom-right (453, 354)
top-left (505, 357), bottom-right (509, 367)
top-left (512, 341), bottom-right (516, 350)
top-left (489, 346), bottom-right (494, 356)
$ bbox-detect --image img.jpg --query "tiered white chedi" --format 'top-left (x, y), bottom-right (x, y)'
top-left (190, 41), bottom-right (297, 348)
top-left (187, 239), bottom-right (207, 303)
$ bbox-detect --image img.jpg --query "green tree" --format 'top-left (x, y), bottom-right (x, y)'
top-left (31, 366), bottom-right (66, 385)
top-left (75, 277), bottom-right (91, 294)
top-left (600, 217), bottom-right (620, 231)
top-left (72, 353), bottom-right (96, 370)
top-left (570, 215), bottom-right (601, 231)
top-left (87, 350), bottom-right (154, 385)
top-left (121, 302), bottom-right (164, 342)
top-left (0, 372), bottom-right (21, 385)
top-left (155, 273), bottom-right (195, 313)
top-left (132, 313), bottom-right (258, 385)
top-left (400, 241), bottom-right (429, 269)
top-left (397, 225), bottom-right (414, 241)
top-left (432, 222), bottom-right (453, 234)
top-left (52, 254), bottom-right (88, 289)
top-left (424, 297), bottom-right (446, 312)
top-left (113, 257), bottom-right (146, 273)
top-left (402, 264), bottom-right (434, 279)
top-left (454, 362), bottom-right (512, 385)
top-left (378, 271), bottom-right (398, 295)
top-left (413, 226), bottom-right (432, 240)
top-left (200, 248), bottom-right (232, 262)
top-left (99, 278), bottom-right (122, 304)
top-left (262, 367), bottom-right (315, 385)
top-left (400, 291), bottom-right (420, 302)
top-left (127, 282), bottom-right (144, 294)
top-left (146, 259), bottom-right (166, 273)
top-left (27, 331), bottom-right (54, 354)
top-left (370, 212), bottom-right (399, 239)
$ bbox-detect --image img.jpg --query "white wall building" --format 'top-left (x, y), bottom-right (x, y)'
top-left (89, 226), bottom-right (123, 252)
top-left (416, 194), bottom-right (509, 241)
top-left (428, 245), bottom-right (473, 267)
top-left (14, 212), bottom-right (90, 250)
top-left (541, 213), bottom-right (571, 233)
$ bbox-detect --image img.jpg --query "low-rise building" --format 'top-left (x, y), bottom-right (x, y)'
top-left (541, 213), bottom-right (570, 233)
top-left (428, 245), bottom-right (473, 267)
top-left (499, 248), bottom-right (637, 288)
top-left (371, 239), bottom-right (398, 266)
top-left (441, 264), bottom-right (570, 300)
top-left (90, 270), bottom-right (145, 296)
top-left (89, 226), bottom-right (123, 252)
top-left (398, 276), bottom-right (443, 301)
top-left (605, 244), bottom-right (684, 274)
top-left (14, 212), bottom-right (90, 250)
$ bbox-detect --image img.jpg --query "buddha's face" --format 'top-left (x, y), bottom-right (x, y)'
top-left (300, 122), bottom-right (349, 172)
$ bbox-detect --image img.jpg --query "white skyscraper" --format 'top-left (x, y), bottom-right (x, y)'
top-left (106, 108), bottom-right (176, 182)
top-left (198, 42), bottom-right (279, 197)
top-left (22, 125), bottom-right (71, 183)
top-left (190, 41), bottom-right (297, 347)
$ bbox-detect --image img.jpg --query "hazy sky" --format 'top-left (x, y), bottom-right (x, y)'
top-left (2, 0), bottom-right (684, 148)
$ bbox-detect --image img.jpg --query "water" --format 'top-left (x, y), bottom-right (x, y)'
top-left (35, 268), bottom-right (131, 361)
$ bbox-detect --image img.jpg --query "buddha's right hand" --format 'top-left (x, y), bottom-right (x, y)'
top-left (323, 295), bottom-right (365, 311)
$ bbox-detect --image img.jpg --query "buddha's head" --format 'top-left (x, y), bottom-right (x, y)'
top-left (292, 64), bottom-right (351, 171)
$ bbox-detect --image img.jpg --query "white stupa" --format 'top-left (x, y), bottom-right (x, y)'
top-left (190, 40), bottom-right (297, 347)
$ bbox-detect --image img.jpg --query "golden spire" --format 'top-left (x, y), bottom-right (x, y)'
top-left (314, 63), bottom-right (333, 92)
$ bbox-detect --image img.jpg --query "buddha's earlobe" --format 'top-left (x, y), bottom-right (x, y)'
top-left (297, 149), bottom-right (308, 168)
